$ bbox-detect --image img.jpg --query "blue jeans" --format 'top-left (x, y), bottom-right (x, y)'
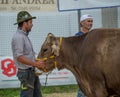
top-left (17, 68), bottom-right (42, 97)
top-left (77, 88), bottom-right (86, 97)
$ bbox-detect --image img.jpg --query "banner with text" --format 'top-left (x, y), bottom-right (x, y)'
top-left (0, 56), bottom-right (77, 88)
top-left (58, 0), bottom-right (120, 11)
top-left (0, 0), bottom-right (57, 12)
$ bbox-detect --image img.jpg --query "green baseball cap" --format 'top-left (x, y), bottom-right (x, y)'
top-left (14, 11), bottom-right (36, 25)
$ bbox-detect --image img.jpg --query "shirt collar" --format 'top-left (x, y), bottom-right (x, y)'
top-left (17, 27), bottom-right (29, 36)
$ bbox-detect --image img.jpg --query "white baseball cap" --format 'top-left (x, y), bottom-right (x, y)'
top-left (80, 14), bottom-right (93, 22)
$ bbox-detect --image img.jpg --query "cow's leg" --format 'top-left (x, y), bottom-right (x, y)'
top-left (109, 95), bottom-right (119, 97)
top-left (79, 78), bottom-right (108, 97)
top-left (74, 67), bottom-right (109, 97)
top-left (85, 84), bottom-right (108, 97)
top-left (93, 84), bottom-right (108, 97)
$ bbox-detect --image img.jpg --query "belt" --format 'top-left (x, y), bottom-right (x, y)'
top-left (18, 67), bottom-right (35, 72)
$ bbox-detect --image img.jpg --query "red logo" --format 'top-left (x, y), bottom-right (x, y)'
top-left (1, 58), bottom-right (16, 77)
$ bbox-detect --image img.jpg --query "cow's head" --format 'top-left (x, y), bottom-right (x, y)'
top-left (37, 33), bottom-right (63, 72)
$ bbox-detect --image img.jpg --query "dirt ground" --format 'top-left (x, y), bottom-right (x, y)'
top-left (43, 92), bottom-right (77, 97)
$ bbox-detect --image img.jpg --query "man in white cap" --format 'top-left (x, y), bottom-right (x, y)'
top-left (75, 14), bottom-right (93, 97)
top-left (76, 14), bottom-right (93, 36)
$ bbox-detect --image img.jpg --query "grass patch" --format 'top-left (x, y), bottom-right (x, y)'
top-left (0, 84), bottom-right (78, 97)
top-left (42, 84), bottom-right (78, 94)
top-left (0, 88), bottom-right (19, 97)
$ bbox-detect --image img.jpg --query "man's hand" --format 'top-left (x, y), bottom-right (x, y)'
top-left (33, 60), bottom-right (45, 70)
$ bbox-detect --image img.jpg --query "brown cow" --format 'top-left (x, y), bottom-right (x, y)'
top-left (37, 28), bottom-right (120, 97)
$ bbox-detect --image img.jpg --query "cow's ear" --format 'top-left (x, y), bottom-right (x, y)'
top-left (46, 33), bottom-right (56, 44)
top-left (47, 33), bottom-right (56, 44)
top-left (48, 33), bottom-right (55, 37)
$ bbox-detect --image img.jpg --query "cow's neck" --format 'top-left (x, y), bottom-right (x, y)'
top-left (56, 35), bottom-right (90, 90)
top-left (57, 34), bottom-right (87, 69)
top-left (56, 36), bottom-right (87, 88)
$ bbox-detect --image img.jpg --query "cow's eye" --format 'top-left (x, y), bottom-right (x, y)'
top-left (43, 48), bottom-right (48, 53)
top-left (48, 43), bottom-right (51, 46)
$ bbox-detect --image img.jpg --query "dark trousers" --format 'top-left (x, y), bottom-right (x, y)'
top-left (17, 68), bottom-right (42, 97)
top-left (77, 88), bottom-right (86, 97)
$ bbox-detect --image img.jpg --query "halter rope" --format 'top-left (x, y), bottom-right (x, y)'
top-left (36, 37), bottom-right (62, 72)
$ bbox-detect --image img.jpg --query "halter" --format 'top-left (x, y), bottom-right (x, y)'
top-left (36, 37), bottom-right (62, 72)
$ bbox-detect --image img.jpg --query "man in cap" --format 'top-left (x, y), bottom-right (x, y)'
top-left (11, 11), bottom-right (45, 97)
top-left (76, 14), bottom-right (93, 35)
top-left (75, 14), bottom-right (93, 97)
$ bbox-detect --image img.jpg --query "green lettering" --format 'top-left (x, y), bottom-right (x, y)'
top-left (28, 0), bottom-right (34, 4)
top-left (22, 0), bottom-right (26, 4)
top-left (19, 0), bottom-right (34, 4)
top-left (0, 0), bottom-right (8, 4)
top-left (49, 0), bottom-right (55, 4)
top-left (43, 0), bottom-right (48, 4)
top-left (23, 0), bottom-right (34, 4)
top-left (0, 0), bottom-right (55, 4)
top-left (34, 0), bottom-right (42, 4)
top-left (43, 0), bottom-right (55, 4)
top-left (12, 0), bottom-right (20, 4)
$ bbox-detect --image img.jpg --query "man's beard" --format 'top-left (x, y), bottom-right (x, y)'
top-left (26, 29), bottom-right (31, 35)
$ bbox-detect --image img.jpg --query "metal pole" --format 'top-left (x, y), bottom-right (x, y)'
top-left (77, 9), bottom-right (81, 32)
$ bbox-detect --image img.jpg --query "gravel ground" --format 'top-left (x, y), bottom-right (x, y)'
top-left (43, 92), bottom-right (77, 97)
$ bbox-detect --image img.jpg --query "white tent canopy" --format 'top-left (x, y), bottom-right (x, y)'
top-left (58, 0), bottom-right (120, 11)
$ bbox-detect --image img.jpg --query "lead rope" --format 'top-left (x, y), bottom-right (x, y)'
top-left (43, 71), bottom-right (52, 89)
